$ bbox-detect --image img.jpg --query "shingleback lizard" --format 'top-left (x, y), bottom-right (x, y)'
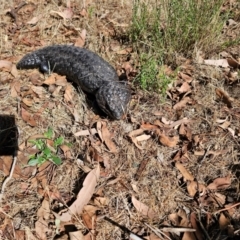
top-left (16, 45), bottom-right (131, 120)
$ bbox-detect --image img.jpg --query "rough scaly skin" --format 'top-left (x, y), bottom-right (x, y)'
top-left (16, 45), bottom-right (131, 119)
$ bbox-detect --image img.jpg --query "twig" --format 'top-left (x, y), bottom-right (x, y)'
top-left (103, 216), bottom-right (146, 240)
top-left (196, 209), bottom-right (211, 240)
top-left (213, 202), bottom-right (240, 215)
top-left (145, 223), bottom-right (172, 240)
top-left (0, 154), bottom-right (17, 203)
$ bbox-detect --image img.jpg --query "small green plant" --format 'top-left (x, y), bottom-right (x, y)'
top-left (28, 128), bottom-right (64, 166)
top-left (135, 53), bottom-right (176, 95)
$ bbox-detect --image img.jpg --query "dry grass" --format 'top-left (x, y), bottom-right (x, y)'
top-left (0, 0), bottom-right (240, 240)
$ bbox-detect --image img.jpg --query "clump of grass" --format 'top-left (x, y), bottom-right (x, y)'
top-left (130, 0), bottom-right (227, 92)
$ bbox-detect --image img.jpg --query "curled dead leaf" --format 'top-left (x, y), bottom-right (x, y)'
top-left (207, 176), bottom-right (231, 190)
top-left (215, 88), bottom-right (233, 108)
top-left (175, 162), bottom-right (194, 181)
top-left (159, 133), bottom-right (179, 147)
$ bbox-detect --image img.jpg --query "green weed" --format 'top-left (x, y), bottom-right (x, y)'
top-left (130, 0), bottom-right (227, 92)
top-left (28, 128), bottom-right (64, 166)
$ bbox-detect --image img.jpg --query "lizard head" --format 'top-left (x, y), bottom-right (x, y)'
top-left (96, 82), bottom-right (131, 120)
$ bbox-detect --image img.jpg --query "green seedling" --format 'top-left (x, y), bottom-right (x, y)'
top-left (28, 128), bottom-right (64, 166)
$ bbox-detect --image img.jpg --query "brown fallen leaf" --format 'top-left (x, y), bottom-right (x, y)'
top-left (179, 123), bottom-right (192, 141)
top-left (175, 162), bottom-right (194, 181)
top-left (0, 60), bottom-right (12, 71)
top-left (22, 97), bottom-right (34, 107)
top-left (187, 181), bottom-right (206, 197)
top-left (35, 217), bottom-right (48, 240)
top-left (227, 58), bottom-right (239, 68)
top-left (215, 88), bottom-right (233, 108)
top-left (158, 133), bottom-right (179, 147)
top-left (146, 233), bottom-right (162, 240)
top-left (59, 165), bottom-right (100, 222)
top-left (60, 145), bottom-right (72, 159)
top-left (80, 8), bottom-right (88, 17)
top-left (140, 123), bottom-right (159, 131)
top-left (96, 121), bottom-right (103, 142)
top-left (10, 80), bottom-right (21, 97)
top-left (21, 107), bottom-right (38, 127)
top-left (11, 64), bottom-right (19, 78)
top-left (15, 230), bottom-right (25, 240)
top-left (204, 59), bottom-right (229, 68)
top-left (31, 85), bottom-right (45, 98)
top-left (178, 82), bottom-right (191, 93)
top-left (116, 47), bottom-right (133, 55)
top-left (55, 75), bottom-right (68, 86)
top-left (128, 129), bottom-right (145, 150)
top-left (35, 198), bottom-right (50, 240)
top-left (27, 15), bottom-right (42, 25)
top-left (82, 205), bottom-right (99, 229)
top-left (43, 74), bottom-right (56, 85)
top-left (69, 231), bottom-right (84, 240)
top-left (64, 83), bottom-right (74, 103)
top-left (219, 121), bottom-right (231, 129)
top-left (219, 213), bottom-right (230, 230)
top-left (190, 212), bottom-right (204, 240)
top-left (101, 122), bottom-right (117, 153)
top-left (135, 134), bottom-right (151, 141)
top-left (207, 176), bottom-right (231, 190)
top-left (173, 97), bottom-right (191, 110)
top-left (51, 8), bottom-right (73, 20)
top-left (178, 72), bottom-right (192, 83)
top-left (132, 195), bottom-right (156, 219)
top-left (74, 29), bottom-right (87, 47)
top-left (74, 129), bottom-right (97, 136)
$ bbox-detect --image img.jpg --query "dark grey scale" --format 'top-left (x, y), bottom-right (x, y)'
top-left (16, 45), bottom-right (131, 119)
